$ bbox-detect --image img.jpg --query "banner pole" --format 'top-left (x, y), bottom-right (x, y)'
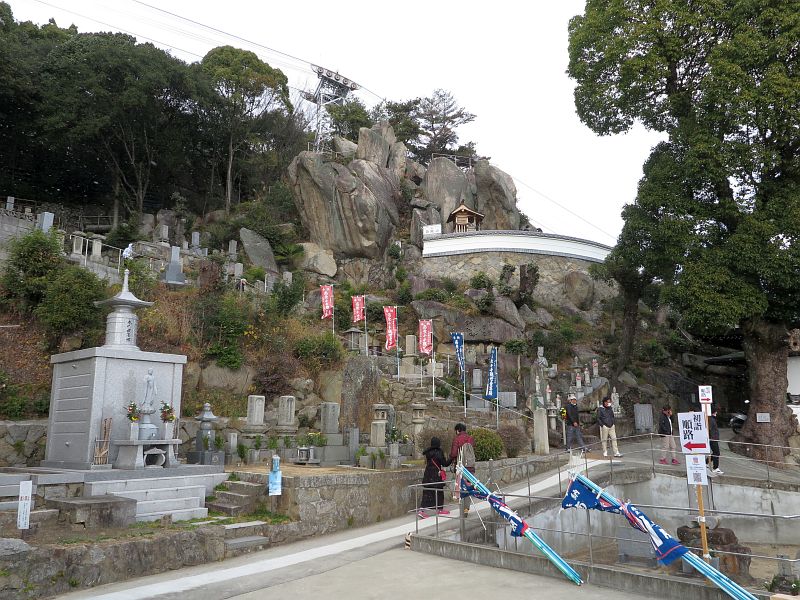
top-left (431, 351), bottom-right (435, 403)
top-left (363, 297), bottom-right (368, 356)
top-left (463, 370), bottom-right (467, 417)
top-left (395, 306), bottom-right (400, 381)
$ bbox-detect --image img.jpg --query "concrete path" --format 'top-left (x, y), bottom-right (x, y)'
top-left (59, 463), bottom-right (621, 600)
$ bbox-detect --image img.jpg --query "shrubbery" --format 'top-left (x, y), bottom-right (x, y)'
top-left (638, 339), bottom-right (670, 366)
top-left (497, 424), bottom-right (529, 458)
top-left (469, 271), bottom-right (493, 290)
top-left (0, 229), bottom-right (63, 310)
top-left (396, 282), bottom-right (412, 305)
top-left (293, 331), bottom-right (343, 370)
top-left (471, 427), bottom-right (503, 461)
top-left (414, 288), bottom-right (449, 303)
top-left (205, 293), bottom-right (251, 369)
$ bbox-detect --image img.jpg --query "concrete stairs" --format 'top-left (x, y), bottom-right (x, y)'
top-left (206, 480), bottom-right (262, 517)
top-left (223, 520), bottom-right (269, 557)
top-left (84, 473), bottom-right (228, 523)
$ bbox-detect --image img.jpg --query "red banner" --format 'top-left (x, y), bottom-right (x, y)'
top-left (320, 285), bottom-right (334, 320)
top-left (418, 319), bottom-right (433, 355)
top-left (384, 306), bottom-right (397, 350)
top-left (352, 295), bottom-right (365, 323)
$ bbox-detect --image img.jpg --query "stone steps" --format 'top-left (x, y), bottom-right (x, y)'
top-left (137, 496), bottom-right (202, 514)
top-left (85, 473), bottom-right (228, 496)
top-left (223, 520), bottom-right (266, 539)
top-left (216, 491), bottom-right (255, 506)
top-left (206, 500), bottom-right (250, 517)
top-left (224, 535), bottom-right (270, 557)
top-left (227, 481), bottom-right (262, 497)
top-left (110, 485), bottom-right (206, 502)
top-left (137, 507), bottom-right (208, 523)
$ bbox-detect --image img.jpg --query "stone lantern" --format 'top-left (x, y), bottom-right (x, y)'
top-left (370, 403), bottom-right (390, 448)
top-left (410, 403), bottom-right (426, 458)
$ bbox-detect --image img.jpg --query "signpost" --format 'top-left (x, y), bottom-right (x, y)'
top-left (17, 480), bottom-right (32, 534)
top-left (681, 386), bottom-right (715, 564)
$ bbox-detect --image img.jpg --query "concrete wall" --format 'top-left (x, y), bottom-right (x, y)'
top-left (0, 211), bottom-right (35, 263)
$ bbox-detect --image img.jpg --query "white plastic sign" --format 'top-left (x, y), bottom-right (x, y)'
top-left (677, 411), bottom-right (710, 454)
top-left (17, 480), bottom-right (32, 530)
top-left (698, 385), bottom-right (713, 405)
top-left (685, 454), bottom-right (709, 486)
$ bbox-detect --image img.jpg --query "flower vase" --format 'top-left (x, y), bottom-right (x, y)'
top-left (162, 421), bottom-right (174, 440)
top-left (128, 422), bottom-right (139, 441)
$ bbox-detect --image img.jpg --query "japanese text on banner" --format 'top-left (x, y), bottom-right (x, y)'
top-left (320, 285), bottom-right (334, 319)
top-left (418, 319), bottom-right (433, 355)
top-left (383, 306), bottom-right (397, 350)
top-left (351, 295), bottom-right (365, 323)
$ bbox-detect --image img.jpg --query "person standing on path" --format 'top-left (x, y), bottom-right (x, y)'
top-left (707, 406), bottom-right (723, 474)
top-left (565, 395), bottom-right (585, 452)
top-left (597, 396), bottom-right (622, 457)
top-left (418, 437), bottom-right (451, 518)
top-left (658, 405), bottom-right (679, 464)
top-left (449, 423), bottom-right (476, 517)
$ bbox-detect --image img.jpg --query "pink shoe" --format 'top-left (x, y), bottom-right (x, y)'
top-left (671, 459), bottom-right (680, 465)
top-left (438, 509), bottom-right (450, 515)
top-left (417, 510), bottom-right (428, 519)
top-left (659, 459), bottom-right (667, 465)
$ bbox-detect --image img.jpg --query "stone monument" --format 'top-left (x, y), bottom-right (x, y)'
top-left (43, 270), bottom-right (187, 469)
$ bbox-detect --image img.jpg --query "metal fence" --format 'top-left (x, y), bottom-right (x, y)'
top-left (410, 434), bottom-right (800, 593)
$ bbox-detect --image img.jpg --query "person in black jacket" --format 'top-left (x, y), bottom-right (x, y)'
top-left (707, 406), bottom-right (723, 474)
top-left (418, 437), bottom-right (451, 518)
top-left (658, 405), bottom-right (679, 464)
top-left (565, 395), bottom-right (585, 452)
top-left (597, 396), bottom-right (622, 457)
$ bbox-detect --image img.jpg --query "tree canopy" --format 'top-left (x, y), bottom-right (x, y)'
top-left (570, 0), bottom-right (800, 458)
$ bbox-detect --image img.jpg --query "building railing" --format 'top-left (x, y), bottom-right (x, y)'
top-left (410, 434), bottom-right (800, 594)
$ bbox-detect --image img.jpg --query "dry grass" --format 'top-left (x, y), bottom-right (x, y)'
top-left (138, 285), bottom-right (202, 359)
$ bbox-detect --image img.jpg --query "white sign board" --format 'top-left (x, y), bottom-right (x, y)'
top-left (677, 411), bottom-right (710, 454)
top-left (756, 412), bottom-right (771, 423)
top-left (17, 480), bottom-right (32, 530)
top-left (685, 454), bottom-right (709, 486)
top-left (422, 224), bottom-right (442, 237)
top-left (698, 385), bottom-right (713, 405)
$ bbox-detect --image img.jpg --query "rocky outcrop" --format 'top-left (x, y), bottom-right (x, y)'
top-left (332, 136), bottom-right (357, 157)
top-left (410, 201), bottom-right (441, 248)
top-left (492, 296), bottom-right (525, 330)
top-left (473, 160), bottom-right (521, 230)
top-left (239, 228), bottom-right (278, 275)
top-left (411, 300), bottom-right (523, 344)
top-left (355, 122), bottom-right (395, 166)
top-left (340, 355), bottom-right (383, 431)
top-left (287, 151), bottom-right (397, 259)
top-left (298, 242), bottom-right (337, 277)
top-left (421, 157), bottom-right (474, 229)
top-left (387, 141), bottom-right (408, 184)
top-left (0, 420), bottom-right (47, 467)
top-left (564, 270), bottom-right (594, 310)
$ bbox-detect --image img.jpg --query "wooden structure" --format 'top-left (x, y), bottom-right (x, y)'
top-left (446, 203), bottom-right (484, 233)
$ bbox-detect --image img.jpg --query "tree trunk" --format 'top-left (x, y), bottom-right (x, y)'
top-left (615, 286), bottom-right (640, 377)
top-left (112, 175), bottom-right (120, 230)
top-left (225, 136), bottom-right (234, 214)
top-left (738, 318), bottom-right (794, 466)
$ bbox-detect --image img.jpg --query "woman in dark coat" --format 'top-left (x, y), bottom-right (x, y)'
top-left (418, 437), bottom-right (451, 518)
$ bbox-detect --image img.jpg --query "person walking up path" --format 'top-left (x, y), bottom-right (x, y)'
top-left (566, 395), bottom-right (586, 452)
top-left (658, 405), bottom-right (679, 465)
top-left (418, 437), bottom-right (451, 518)
top-left (597, 396), bottom-right (622, 457)
top-left (707, 406), bottom-right (723, 474)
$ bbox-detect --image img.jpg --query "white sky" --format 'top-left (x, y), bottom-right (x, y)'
top-left (7, 0), bottom-right (664, 246)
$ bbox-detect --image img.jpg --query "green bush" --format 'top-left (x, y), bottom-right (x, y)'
top-left (394, 266), bottom-right (407, 282)
top-left (414, 288), bottom-right (449, 302)
top-left (387, 244), bottom-right (401, 260)
top-left (205, 293), bottom-right (251, 369)
top-left (497, 424), bottom-right (529, 458)
top-left (123, 258), bottom-right (157, 301)
top-left (266, 274), bottom-right (304, 317)
top-left (104, 222), bottom-right (141, 249)
top-left (638, 339), bottom-right (670, 366)
top-left (396, 281), bottom-right (412, 305)
top-left (34, 265), bottom-right (107, 346)
top-left (469, 271), bottom-right (493, 290)
top-left (244, 265), bottom-right (266, 282)
top-left (441, 277), bottom-right (459, 295)
top-left (366, 302), bottom-right (385, 323)
top-left (504, 339), bottom-right (528, 355)
top-left (1, 229), bottom-right (63, 310)
top-left (476, 290), bottom-right (495, 314)
top-left (471, 427), bottom-right (503, 461)
top-left (293, 332), bottom-right (343, 369)
top-left (445, 295), bottom-right (472, 311)
top-left (435, 382), bottom-right (451, 398)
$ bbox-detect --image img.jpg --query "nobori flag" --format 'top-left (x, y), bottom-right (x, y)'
top-left (484, 346), bottom-right (498, 400)
top-left (320, 285), bottom-right (334, 320)
top-left (352, 295), bottom-right (365, 323)
top-left (383, 306), bottom-right (397, 351)
top-left (451, 332), bottom-right (465, 376)
top-left (418, 319), bottom-right (433, 355)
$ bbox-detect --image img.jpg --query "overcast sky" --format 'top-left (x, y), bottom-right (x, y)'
top-left (8, 0), bottom-right (664, 245)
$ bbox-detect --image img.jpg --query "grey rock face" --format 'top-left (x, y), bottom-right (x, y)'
top-left (298, 242), bottom-right (337, 277)
top-left (0, 537), bottom-right (30, 558)
top-left (340, 356), bottom-right (382, 431)
top-left (564, 270), bottom-right (595, 310)
top-left (421, 157), bottom-right (474, 229)
top-left (492, 296), bottom-right (526, 330)
top-left (239, 228), bottom-right (278, 275)
top-left (387, 141), bottom-right (408, 184)
top-left (473, 160), bottom-right (521, 231)
top-left (411, 300), bottom-right (522, 344)
top-left (332, 136), bottom-right (358, 157)
top-left (355, 123), bottom-right (394, 166)
top-left (410, 204), bottom-right (441, 248)
top-left (287, 152), bottom-right (396, 259)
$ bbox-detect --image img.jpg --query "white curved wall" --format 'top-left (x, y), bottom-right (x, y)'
top-left (422, 231), bottom-right (612, 263)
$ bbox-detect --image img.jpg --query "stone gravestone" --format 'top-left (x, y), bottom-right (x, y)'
top-left (533, 408), bottom-right (549, 455)
top-left (163, 246), bottom-right (186, 285)
top-left (233, 263), bottom-right (244, 279)
top-left (246, 395), bottom-right (265, 427)
top-left (191, 231), bottom-right (200, 249)
top-left (633, 404), bottom-right (654, 433)
top-left (405, 335), bottom-right (417, 356)
top-left (275, 395), bottom-right (297, 436)
top-left (472, 368), bottom-right (482, 392)
top-left (90, 235), bottom-right (104, 262)
top-left (37, 211), bottom-right (54, 233)
top-left (158, 224), bottom-right (169, 243)
top-left (320, 402), bottom-right (343, 446)
top-left (228, 239), bottom-right (237, 260)
top-left (5, 196), bottom-right (14, 211)
top-left (282, 271), bottom-right (292, 284)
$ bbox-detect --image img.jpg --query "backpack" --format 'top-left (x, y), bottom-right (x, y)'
top-left (459, 441), bottom-right (476, 469)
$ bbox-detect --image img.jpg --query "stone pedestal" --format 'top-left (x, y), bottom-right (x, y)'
top-left (370, 403), bottom-right (390, 448)
top-left (533, 408), bottom-right (549, 455)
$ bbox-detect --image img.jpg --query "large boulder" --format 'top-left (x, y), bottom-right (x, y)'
top-left (421, 157), bottom-right (474, 229)
top-left (387, 141), bottom-right (408, 184)
top-left (340, 355), bottom-right (383, 431)
top-left (239, 228), bottom-right (278, 275)
top-left (410, 203), bottom-right (441, 248)
top-left (355, 122), bottom-right (395, 166)
top-left (519, 304), bottom-right (555, 327)
top-left (492, 296), bottom-right (526, 330)
top-left (411, 300), bottom-right (523, 344)
top-left (348, 160), bottom-right (400, 225)
top-left (287, 152), bottom-right (396, 259)
top-left (332, 136), bottom-right (358, 158)
top-left (564, 270), bottom-right (595, 310)
top-left (473, 160), bottom-right (521, 230)
top-left (298, 242), bottom-right (337, 277)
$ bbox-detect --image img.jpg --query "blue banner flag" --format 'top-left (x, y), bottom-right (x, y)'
top-left (450, 332), bottom-right (465, 376)
top-left (484, 346), bottom-right (498, 400)
top-left (562, 476), bottom-right (688, 566)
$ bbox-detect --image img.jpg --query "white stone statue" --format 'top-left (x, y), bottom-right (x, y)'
top-left (536, 346), bottom-right (549, 368)
top-left (555, 393), bottom-right (562, 409)
top-left (576, 372), bottom-right (582, 388)
top-left (592, 358), bottom-right (599, 378)
top-left (584, 367), bottom-right (591, 386)
top-left (142, 368), bottom-right (157, 410)
top-left (535, 374), bottom-right (541, 395)
top-left (611, 386), bottom-right (621, 414)
top-left (122, 243), bottom-right (134, 260)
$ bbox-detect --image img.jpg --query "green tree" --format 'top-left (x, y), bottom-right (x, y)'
top-left (327, 98), bottom-right (373, 142)
top-left (569, 1), bottom-right (800, 459)
top-left (199, 46), bottom-right (291, 214)
top-left (413, 89), bottom-right (476, 164)
top-left (0, 229), bottom-right (63, 311)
